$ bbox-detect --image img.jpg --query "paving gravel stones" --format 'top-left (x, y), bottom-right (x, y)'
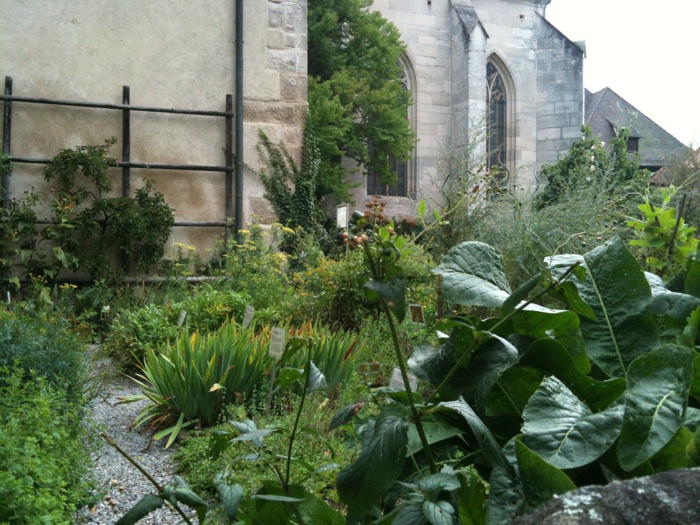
top-left (77, 365), bottom-right (191, 524)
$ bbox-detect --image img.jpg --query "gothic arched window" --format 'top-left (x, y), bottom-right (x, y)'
top-left (368, 58), bottom-right (416, 198)
top-left (487, 61), bottom-right (507, 178)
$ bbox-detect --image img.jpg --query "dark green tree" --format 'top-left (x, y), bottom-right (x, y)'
top-left (308, 0), bottom-right (415, 201)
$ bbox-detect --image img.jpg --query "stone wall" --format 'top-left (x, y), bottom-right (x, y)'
top-left (468, 0), bottom-right (583, 187)
top-left (356, 0), bottom-right (584, 223)
top-left (470, 0), bottom-right (542, 187)
top-left (0, 0), bottom-right (307, 260)
top-left (450, 1), bottom-right (488, 188)
top-left (535, 17), bottom-right (585, 170)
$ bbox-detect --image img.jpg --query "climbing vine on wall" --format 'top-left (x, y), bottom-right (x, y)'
top-left (0, 139), bottom-right (174, 286)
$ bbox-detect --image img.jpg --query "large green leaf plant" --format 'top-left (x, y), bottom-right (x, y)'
top-left (334, 234), bottom-right (700, 524)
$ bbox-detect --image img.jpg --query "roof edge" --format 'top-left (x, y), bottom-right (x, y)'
top-left (451, 1), bottom-right (489, 38)
top-left (536, 11), bottom-right (586, 56)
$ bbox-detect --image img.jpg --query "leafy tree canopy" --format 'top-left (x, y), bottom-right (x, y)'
top-left (534, 126), bottom-right (648, 210)
top-left (308, 0), bottom-right (415, 202)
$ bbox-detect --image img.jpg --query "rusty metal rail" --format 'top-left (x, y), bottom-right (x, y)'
top-left (1, 76), bottom-right (235, 232)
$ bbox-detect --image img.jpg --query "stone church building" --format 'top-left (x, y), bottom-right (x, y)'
top-left (0, 0), bottom-right (584, 257)
top-left (356, 0), bottom-right (584, 217)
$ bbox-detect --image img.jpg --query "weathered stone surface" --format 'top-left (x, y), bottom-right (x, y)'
top-left (268, 49), bottom-right (304, 73)
top-left (280, 74), bottom-right (307, 102)
top-left (2, 0), bottom-right (308, 245)
top-left (249, 197), bottom-right (277, 224)
top-left (510, 469), bottom-right (700, 525)
top-left (243, 101), bottom-right (306, 126)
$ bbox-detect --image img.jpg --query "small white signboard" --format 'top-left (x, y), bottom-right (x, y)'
top-left (336, 204), bottom-right (348, 229)
top-left (177, 310), bottom-right (187, 326)
top-left (242, 305), bottom-right (255, 328)
top-left (269, 327), bottom-right (286, 359)
top-left (390, 367), bottom-right (418, 392)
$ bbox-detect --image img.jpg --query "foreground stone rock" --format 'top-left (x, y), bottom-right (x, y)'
top-left (510, 468), bottom-right (700, 525)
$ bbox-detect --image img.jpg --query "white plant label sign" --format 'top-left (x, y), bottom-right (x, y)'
top-left (269, 327), bottom-right (286, 359)
top-left (243, 305), bottom-right (255, 328)
top-left (390, 367), bottom-right (418, 391)
top-left (336, 204), bottom-right (348, 229)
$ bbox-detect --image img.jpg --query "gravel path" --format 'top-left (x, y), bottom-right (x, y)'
top-left (77, 360), bottom-right (191, 524)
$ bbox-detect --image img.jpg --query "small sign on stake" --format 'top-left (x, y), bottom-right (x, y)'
top-left (177, 310), bottom-right (187, 326)
top-left (269, 327), bottom-right (286, 359)
top-left (390, 367), bottom-right (418, 392)
top-left (409, 304), bottom-right (425, 324)
top-left (336, 204), bottom-right (348, 229)
top-left (242, 305), bottom-right (255, 328)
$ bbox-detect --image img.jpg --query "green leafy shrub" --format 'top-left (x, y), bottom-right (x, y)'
top-left (292, 249), bottom-right (371, 330)
top-left (127, 315), bottom-right (366, 450)
top-left (118, 342), bottom-right (358, 524)
top-left (417, 131), bottom-right (639, 289)
top-left (0, 366), bottom-right (96, 524)
top-left (534, 126), bottom-right (647, 210)
top-left (1, 140), bottom-right (174, 282)
top-left (421, 126), bottom-right (646, 289)
top-left (255, 127), bottom-right (330, 260)
top-left (471, 187), bottom-right (629, 289)
top-left (291, 239), bottom-right (434, 331)
top-left (104, 287), bottom-right (251, 372)
top-left (0, 309), bottom-right (88, 403)
top-left (287, 225), bottom-right (700, 523)
top-left (628, 186), bottom-right (699, 277)
top-left (44, 139), bottom-right (174, 277)
top-left (307, 0), bottom-right (414, 202)
top-left (175, 286), bottom-right (249, 333)
top-left (345, 237), bottom-right (700, 522)
top-left (74, 180), bottom-right (175, 275)
top-left (206, 225), bottom-right (291, 311)
top-left (103, 303), bottom-right (180, 372)
top-left (172, 430), bottom-right (221, 497)
top-left (285, 321), bottom-right (366, 401)
top-left (0, 188), bottom-right (43, 288)
top-left (174, 392), bottom-right (356, 504)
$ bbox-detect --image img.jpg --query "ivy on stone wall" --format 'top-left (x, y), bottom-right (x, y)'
top-left (256, 127), bottom-right (327, 259)
top-left (534, 126), bottom-right (647, 210)
top-left (1, 139), bottom-right (174, 284)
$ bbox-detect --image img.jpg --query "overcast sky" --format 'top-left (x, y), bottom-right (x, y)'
top-left (546, 0), bottom-right (699, 147)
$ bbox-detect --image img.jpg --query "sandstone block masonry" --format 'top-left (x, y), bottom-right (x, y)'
top-left (0, 0), bottom-right (308, 262)
top-left (346, 0), bottom-right (583, 221)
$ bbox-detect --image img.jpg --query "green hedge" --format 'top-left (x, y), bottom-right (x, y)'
top-left (0, 367), bottom-right (96, 524)
top-left (0, 309), bottom-right (89, 403)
